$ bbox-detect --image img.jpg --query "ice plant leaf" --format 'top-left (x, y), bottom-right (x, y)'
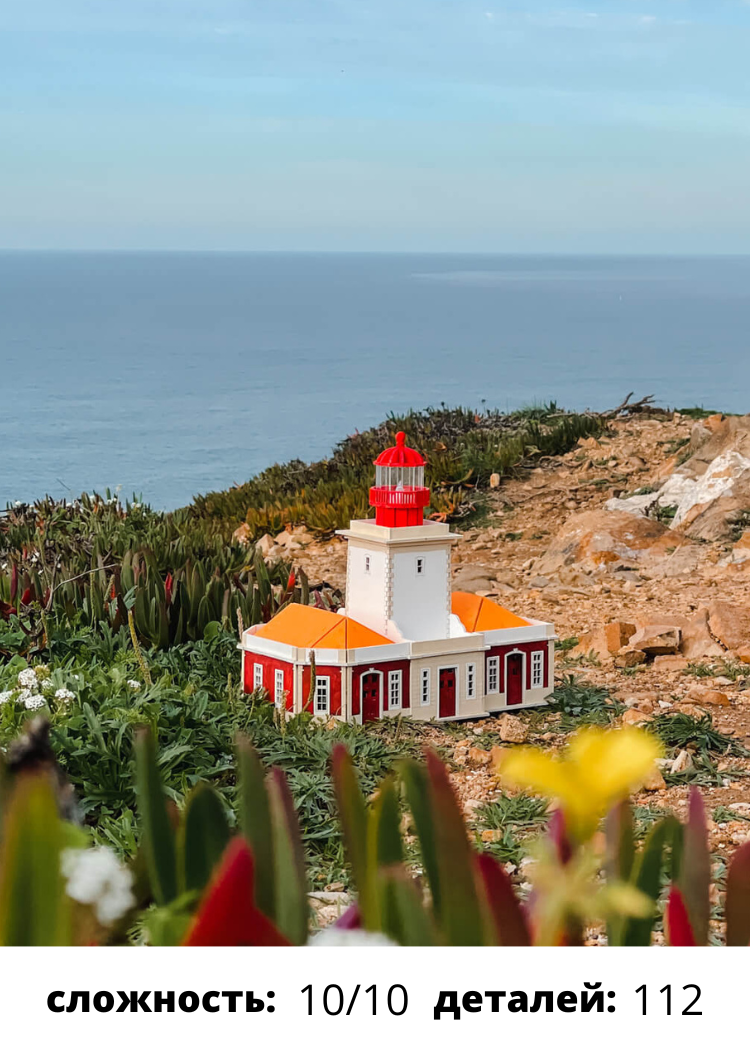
top-left (371, 776), bottom-right (403, 869)
top-left (400, 759), bottom-right (441, 916)
top-left (725, 842), bottom-right (750, 947)
top-left (135, 729), bottom-right (177, 906)
top-left (665, 886), bottom-right (697, 946)
top-left (237, 739), bottom-right (276, 920)
top-left (377, 866), bottom-right (436, 946)
top-left (0, 774), bottom-right (70, 946)
top-left (268, 767), bottom-right (308, 945)
top-left (679, 788), bottom-right (710, 946)
top-left (332, 744), bottom-right (374, 925)
top-left (180, 783), bottom-right (231, 895)
top-left (183, 837), bottom-right (289, 946)
top-left (425, 749), bottom-right (485, 946)
top-left (620, 817), bottom-right (679, 947)
top-left (474, 853), bottom-right (531, 947)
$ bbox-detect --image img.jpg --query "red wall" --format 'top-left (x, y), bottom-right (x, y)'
top-left (244, 652), bottom-right (295, 711)
top-left (301, 665), bottom-right (342, 717)
top-left (486, 641), bottom-right (550, 693)
top-left (351, 659), bottom-right (411, 716)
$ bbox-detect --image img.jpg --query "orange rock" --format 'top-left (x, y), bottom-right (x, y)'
top-left (614, 647), bottom-right (647, 668)
top-left (630, 624), bottom-right (682, 655)
top-left (643, 766), bottom-right (667, 791)
top-left (653, 655), bottom-right (690, 672)
top-left (604, 621), bottom-right (637, 652)
top-left (468, 747), bottom-right (492, 767)
top-left (708, 600), bottom-right (750, 653)
top-left (622, 707), bottom-right (654, 725)
top-left (696, 690), bottom-right (731, 707)
top-left (481, 829), bottom-right (505, 843)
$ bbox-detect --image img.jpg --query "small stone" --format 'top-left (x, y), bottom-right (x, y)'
top-left (468, 747), bottom-right (492, 767)
top-left (688, 688), bottom-right (731, 707)
top-left (463, 799), bottom-right (484, 816)
top-left (653, 655), bottom-right (689, 672)
top-left (643, 766), bottom-right (667, 791)
top-left (489, 473), bottom-right (501, 489)
top-left (615, 647), bottom-right (647, 668)
top-left (232, 522), bottom-right (252, 546)
top-left (670, 750), bottom-right (693, 774)
top-left (256, 533), bottom-right (276, 556)
top-left (481, 829), bottom-right (505, 842)
top-left (622, 707), bottom-right (654, 725)
top-left (490, 746), bottom-right (507, 768)
top-left (497, 715), bottom-right (529, 744)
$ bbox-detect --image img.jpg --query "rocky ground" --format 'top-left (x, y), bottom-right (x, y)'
top-left (255, 410), bottom-right (750, 935)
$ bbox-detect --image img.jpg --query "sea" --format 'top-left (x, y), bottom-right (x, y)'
top-left (1, 251), bottom-right (749, 511)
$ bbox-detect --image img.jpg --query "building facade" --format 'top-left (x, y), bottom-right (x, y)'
top-left (240, 432), bottom-right (555, 722)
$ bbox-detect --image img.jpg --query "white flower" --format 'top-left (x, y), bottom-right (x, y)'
top-left (309, 928), bottom-right (398, 947)
top-left (17, 668), bottom-right (37, 689)
top-left (41, 679), bottom-right (55, 694)
top-left (61, 847), bottom-right (136, 926)
top-left (127, 680), bottom-right (140, 691)
top-left (0, 690), bottom-right (14, 705)
top-left (55, 688), bottom-right (76, 704)
top-left (23, 694), bottom-right (46, 710)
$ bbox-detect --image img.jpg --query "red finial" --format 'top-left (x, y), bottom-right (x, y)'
top-left (395, 431), bottom-right (406, 446)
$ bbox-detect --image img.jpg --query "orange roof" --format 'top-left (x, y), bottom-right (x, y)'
top-left (451, 591), bottom-right (531, 633)
top-left (252, 603), bottom-right (393, 650)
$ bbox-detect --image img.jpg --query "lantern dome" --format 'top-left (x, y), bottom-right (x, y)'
top-left (373, 431), bottom-right (425, 468)
top-left (370, 432), bottom-right (430, 527)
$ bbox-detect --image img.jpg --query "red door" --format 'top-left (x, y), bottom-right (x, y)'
top-left (506, 653), bottom-right (523, 705)
top-left (362, 673), bottom-right (381, 722)
top-left (439, 667), bottom-right (457, 719)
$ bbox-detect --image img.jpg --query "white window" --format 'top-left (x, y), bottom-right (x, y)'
top-left (364, 555), bottom-right (371, 573)
top-left (388, 669), bottom-right (402, 710)
top-left (415, 556), bottom-right (425, 576)
top-left (486, 655), bottom-right (499, 694)
top-left (466, 663), bottom-right (476, 700)
top-left (532, 651), bottom-right (544, 688)
top-left (315, 676), bottom-right (330, 716)
top-left (274, 668), bottom-right (285, 707)
top-left (420, 668), bottom-right (431, 706)
top-left (253, 663), bottom-right (263, 691)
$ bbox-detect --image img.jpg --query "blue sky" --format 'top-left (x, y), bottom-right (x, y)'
top-left (2, 1), bottom-right (750, 251)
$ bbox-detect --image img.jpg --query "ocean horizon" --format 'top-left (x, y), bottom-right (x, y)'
top-left (2, 250), bottom-right (749, 511)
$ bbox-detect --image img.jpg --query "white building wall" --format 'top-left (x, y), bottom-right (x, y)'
top-left (345, 542), bottom-right (390, 636)
top-left (390, 547), bottom-right (450, 641)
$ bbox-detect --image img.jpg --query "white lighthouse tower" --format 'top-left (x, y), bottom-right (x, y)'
top-left (337, 431), bottom-right (458, 642)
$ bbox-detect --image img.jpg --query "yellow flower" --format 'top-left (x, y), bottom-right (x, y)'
top-left (497, 726), bottom-right (662, 841)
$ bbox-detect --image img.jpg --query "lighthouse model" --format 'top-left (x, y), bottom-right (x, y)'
top-left (240, 433), bottom-right (555, 722)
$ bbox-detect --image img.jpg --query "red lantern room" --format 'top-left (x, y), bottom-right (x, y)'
top-left (369, 431), bottom-right (430, 527)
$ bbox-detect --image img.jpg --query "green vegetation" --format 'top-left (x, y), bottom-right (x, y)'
top-left (548, 675), bottom-right (624, 729)
top-left (193, 404), bottom-right (604, 537)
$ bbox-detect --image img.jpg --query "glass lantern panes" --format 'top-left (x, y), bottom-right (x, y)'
top-left (375, 465), bottom-right (425, 489)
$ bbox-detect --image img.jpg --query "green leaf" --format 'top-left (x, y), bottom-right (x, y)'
top-left (621, 816), bottom-right (681, 947)
top-left (377, 866), bottom-right (436, 946)
top-left (424, 750), bottom-right (485, 945)
top-left (180, 783), bottom-right (230, 895)
top-left (332, 744), bottom-right (375, 926)
top-left (371, 776), bottom-right (403, 869)
top-left (135, 729), bottom-right (178, 905)
top-left (725, 842), bottom-right (750, 946)
top-left (268, 768), bottom-right (308, 945)
top-left (0, 775), bottom-right (70, 946)
top-left (400, 759), bottom-right (441, 917)
top-left (237, 740), bottom-right (276, 920)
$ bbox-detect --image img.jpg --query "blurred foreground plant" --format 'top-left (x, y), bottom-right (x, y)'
top-left (1, 722), bottom-right (750, 946)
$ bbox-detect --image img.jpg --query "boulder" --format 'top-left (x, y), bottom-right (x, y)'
top-left (653, 655), bottom-right (689, 672)
top-left (467, 747), bottom-right (492, 767)
top-left (629, 624), bottom-right (682, 655)
top-left (535, 509), bottom-right (697, 577)
top-left (707, 600), bottom-right (750, 653)
top-left (452, 566), bottom-right (496, 593)
top-left (686, 687), bottom-right (731, 707)
top-left (497, 715), bottom-right (529, 744)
